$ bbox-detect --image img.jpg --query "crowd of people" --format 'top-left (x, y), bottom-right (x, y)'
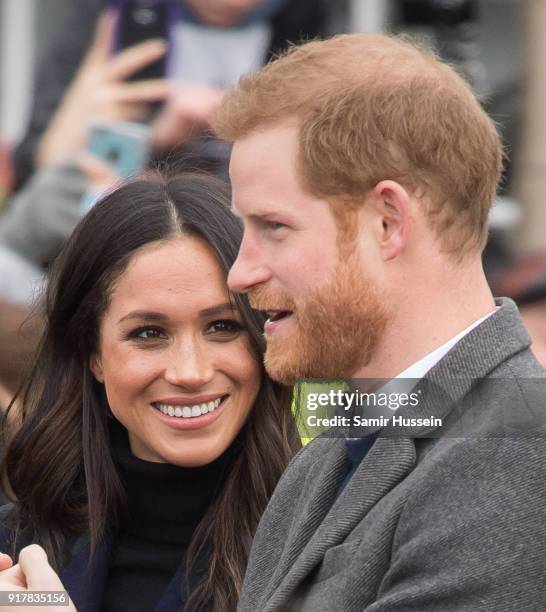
top-left (0, 1), bottom-right (544, 611)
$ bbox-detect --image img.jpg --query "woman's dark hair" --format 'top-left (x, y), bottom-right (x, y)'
top-left (1, 174), bottom-right (300, 612)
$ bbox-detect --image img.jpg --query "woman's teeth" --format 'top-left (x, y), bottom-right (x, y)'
top-left (155, 397), bottom-right (222, 418)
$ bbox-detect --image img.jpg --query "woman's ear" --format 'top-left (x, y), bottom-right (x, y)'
top-left (90, 354), bottom-right (104, 383)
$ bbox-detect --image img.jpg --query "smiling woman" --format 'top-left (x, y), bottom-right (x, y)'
top-left (0, 175), bottom-right (300, 612)
top-left (90, 236), bottom-right (261, 469)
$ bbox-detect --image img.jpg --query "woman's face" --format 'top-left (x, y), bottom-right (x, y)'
top-left (91, 236), bottom-right (261, 467)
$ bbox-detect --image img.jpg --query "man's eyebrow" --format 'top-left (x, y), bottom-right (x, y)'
top-left (243, 210), bottom-right (294, 223)
top-left (231, 202), bottom-right (291, 222)
top-left (249, 212), bottom-right (281, 220)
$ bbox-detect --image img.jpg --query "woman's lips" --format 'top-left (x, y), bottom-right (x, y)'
top-left (151, 395), bottom-right (229, 431)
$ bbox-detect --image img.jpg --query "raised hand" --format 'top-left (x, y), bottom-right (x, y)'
top-left (36, 10), bottom-right (171, 170)
top-left (152, 84), bottom-right (226, 151)
top-left (0, 545), bottom-right (76, 611)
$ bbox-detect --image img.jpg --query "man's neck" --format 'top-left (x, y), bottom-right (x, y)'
top-left (353, 264), bottom-right (496, 379)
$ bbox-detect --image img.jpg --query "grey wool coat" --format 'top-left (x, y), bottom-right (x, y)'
top-left (238, 298), bottom-right (546, 611)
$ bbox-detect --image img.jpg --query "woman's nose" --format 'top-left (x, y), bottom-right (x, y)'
top-left (163, 337), bottom-right (215, 389)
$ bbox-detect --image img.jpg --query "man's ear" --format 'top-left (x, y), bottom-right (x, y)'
top-left (90, 354), bottom-right (104, 383)
top-left (370, 180), bottom-right (413, 261)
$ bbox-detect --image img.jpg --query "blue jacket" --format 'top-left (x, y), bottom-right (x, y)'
top-left (0, 512), bottom-right (188, 611)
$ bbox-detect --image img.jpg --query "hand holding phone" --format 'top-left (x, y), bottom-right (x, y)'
top-left (36, 10), bottom-right (171, 170)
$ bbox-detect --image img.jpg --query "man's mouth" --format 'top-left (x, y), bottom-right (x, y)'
top-left (265, 310), bottom-right (293, 323)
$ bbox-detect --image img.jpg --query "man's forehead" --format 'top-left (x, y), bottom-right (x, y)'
top-left (229, 127), bottom-right (299, 214)
top-left (229, 123), bottom-right (299, 170)
top-left (230, 182), bottom-right (293, 219)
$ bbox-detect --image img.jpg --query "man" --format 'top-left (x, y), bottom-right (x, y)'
top-left (213, 34), bottom-right (546, 610)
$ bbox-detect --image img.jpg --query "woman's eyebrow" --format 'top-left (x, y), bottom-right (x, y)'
top-left (118, 311), bottom-right (169, 324)
top-left (199, 303), bottom-right (238, 317)
top-left (118, 304), bottom-right (237, 325)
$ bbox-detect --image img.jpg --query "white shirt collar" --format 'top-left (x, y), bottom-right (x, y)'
top-left (395, 307), bottom-right (499, 380)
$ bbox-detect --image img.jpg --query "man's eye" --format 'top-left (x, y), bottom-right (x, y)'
top-left (206, 320), bottom-right (243, 337)
top-left (266, 221), bottom-right (286, 231)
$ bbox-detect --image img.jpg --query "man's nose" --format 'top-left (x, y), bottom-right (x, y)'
top-left (164, 337), bottom-right (215, 389)
top-left (228, 236), bottom-right (271, 294)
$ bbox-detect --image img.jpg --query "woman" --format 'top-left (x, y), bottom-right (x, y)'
top-left (0, 174), bottom-right (300, 611)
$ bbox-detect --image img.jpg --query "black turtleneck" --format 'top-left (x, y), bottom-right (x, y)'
top-left (101, 425), bottom-right (237, 612)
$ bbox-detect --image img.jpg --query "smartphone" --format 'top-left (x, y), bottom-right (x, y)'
top-left (88, 121), bottom-right (151, 177)
top-left (80, 121), bottom-right (151, 214)
top-left (109, 0), bottom-right (181, 80)
top-left (398, 0), bottom-right (476, 25)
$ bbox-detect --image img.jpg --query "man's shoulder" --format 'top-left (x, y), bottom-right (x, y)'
top-left (495, 343), bottom-right (546, 377)
top-left (467, 347), bottom-right (546, 434)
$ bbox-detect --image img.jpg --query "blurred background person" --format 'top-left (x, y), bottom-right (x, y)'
top-left (12, 0), bottom-right (333, 186)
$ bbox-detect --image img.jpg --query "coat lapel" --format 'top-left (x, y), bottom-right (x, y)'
top-left (264, 436), bottom-right (416, 611)
top-left (155, 561), bottom-right (188, 611)
top-left (264, 437), bottom-right (349, 597)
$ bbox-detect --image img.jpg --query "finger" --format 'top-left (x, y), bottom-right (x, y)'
top-left (151, 104), bottom-right (189, 149)
top-left (96, 102), bottom-right (151, 123)
top-left (0, 552), bottom-right (14, 570)
top-left (0, 563), bottom-right (27, 589)
top-left (152, 114), bottom-right (206, 150)
top-left (77, 153), bottom-right (120, 192)
top-left (107, 39), bottom-right (167, 81)
top-left (87, 10), bottom-right (117, 64)
top-left (107, 80), bottom-right (172, 104)
top-left (18, 545), bottom-right (65, 591)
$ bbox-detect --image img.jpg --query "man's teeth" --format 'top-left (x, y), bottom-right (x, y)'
top-left (266, 311), bottom-right (290, 322)
top-left (155, 398), bottom-right (222, 418)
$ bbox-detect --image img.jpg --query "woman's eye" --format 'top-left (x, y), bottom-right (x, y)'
top-left (127, 327), bottom-right (167, 341)
top-left (206, 320), bottom-right (243, 337)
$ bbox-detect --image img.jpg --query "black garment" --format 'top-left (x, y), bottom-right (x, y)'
top-left (102, 427), bottom-right (236, 612)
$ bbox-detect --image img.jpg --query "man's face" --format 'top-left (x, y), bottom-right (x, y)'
top-left (228, 124), bottom-right (389, 384)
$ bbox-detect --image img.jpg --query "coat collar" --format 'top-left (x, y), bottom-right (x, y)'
top-left (383, 297), bottom-right (532, 437)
